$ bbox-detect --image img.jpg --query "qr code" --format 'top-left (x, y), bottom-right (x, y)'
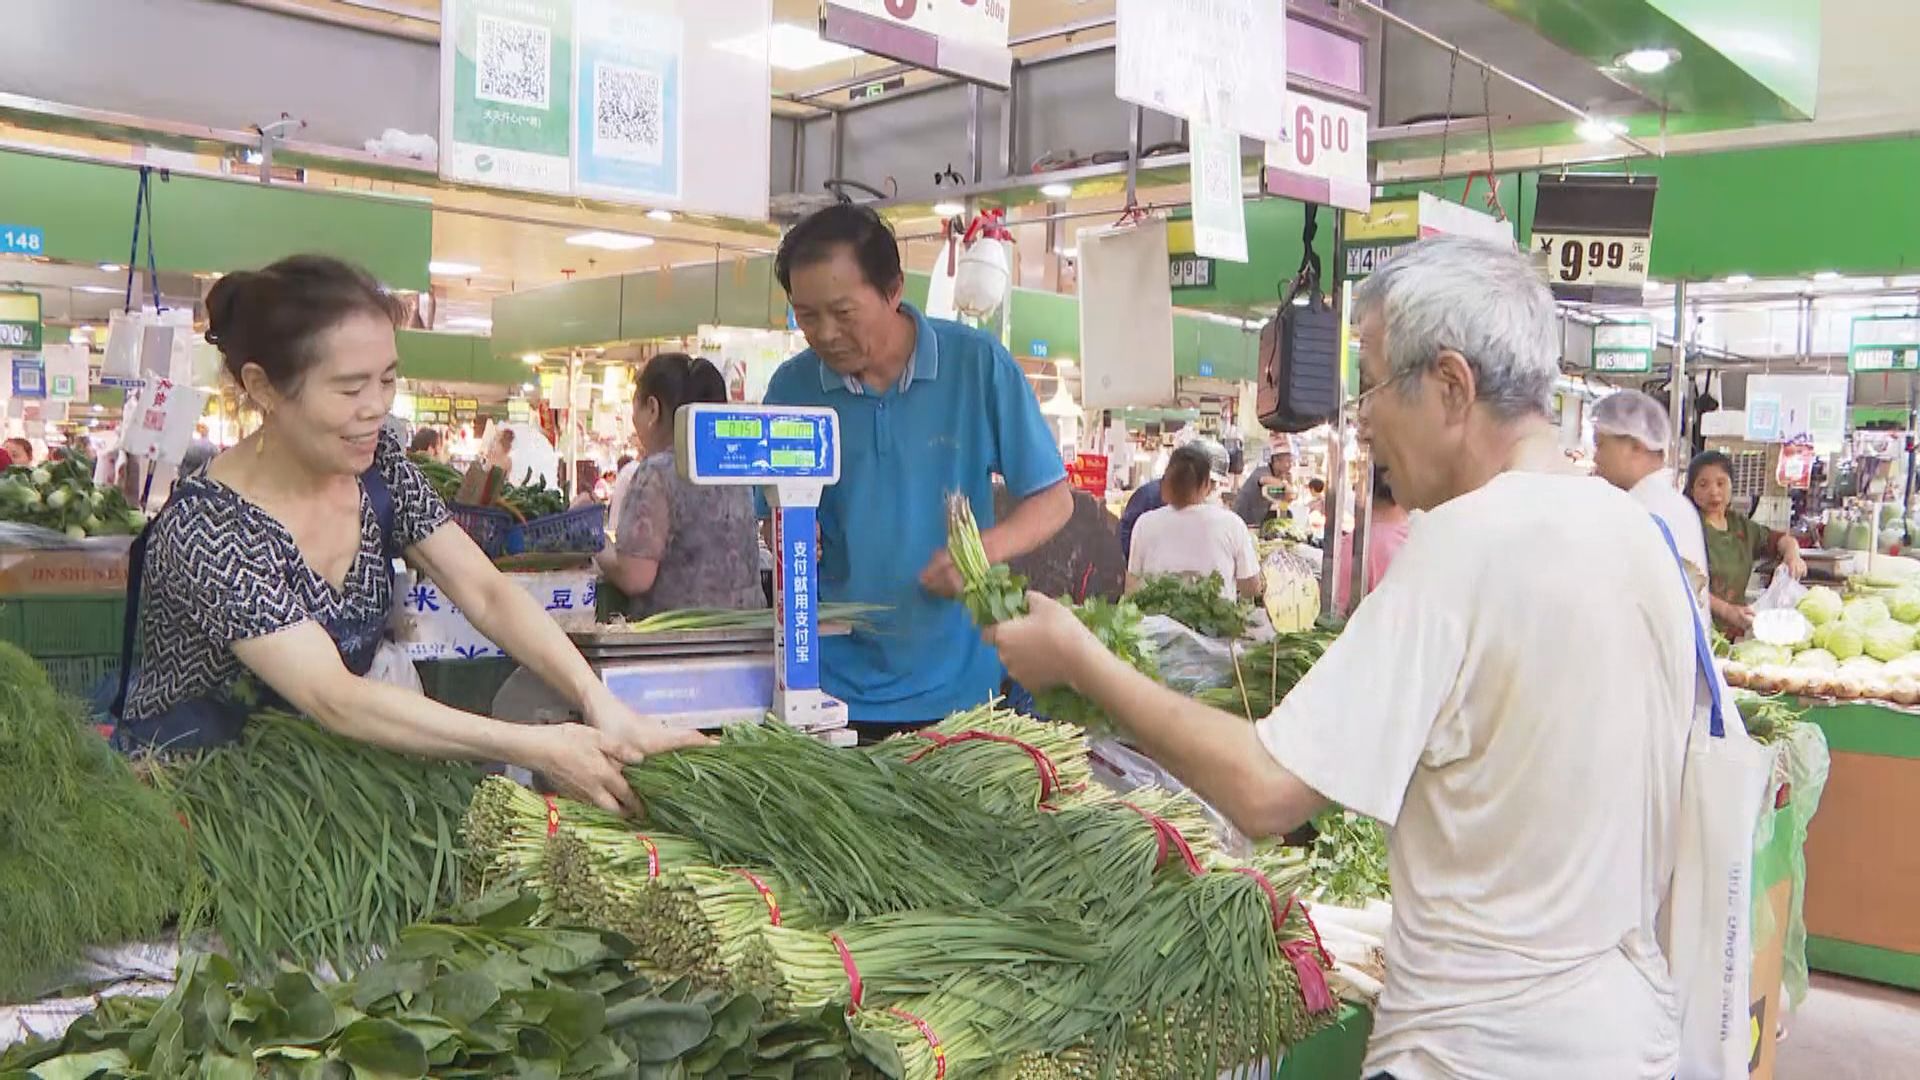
top-left (475, 14), bottom-right (550, 110)
top-left (593, 62), bottom-right (665, 164)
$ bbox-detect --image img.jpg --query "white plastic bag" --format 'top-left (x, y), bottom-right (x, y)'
top-left (1753, 565), bottom-right (1807, 612)
top-left (368, 639), bottom-right (423, 695)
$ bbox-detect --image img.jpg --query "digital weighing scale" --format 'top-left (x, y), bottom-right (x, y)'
top-left (490, 403), bottom-right (851, 739)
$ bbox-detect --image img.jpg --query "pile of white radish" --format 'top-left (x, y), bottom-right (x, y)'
top-left (1721, 657), bottom-right (1920, 707)
top-left (1303, 898), bottom-right (1391, 1005)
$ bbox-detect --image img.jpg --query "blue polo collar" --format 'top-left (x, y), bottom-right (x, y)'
top-left (817, 302), bottom-right (942, 395)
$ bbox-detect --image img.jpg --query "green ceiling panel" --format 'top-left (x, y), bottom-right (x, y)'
top-left (0, 150), bottom-right (432, 289)
top-left (396, 330), bottom-right (484, 382)
top-left (1482, 0), bottom-right (1819, 120)
top-left (489, 275), bottom-right (623, 357)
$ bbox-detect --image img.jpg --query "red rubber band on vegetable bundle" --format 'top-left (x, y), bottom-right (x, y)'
top-left (1230, 868), bottom-right (1338, 1015)
top-left (907, 729), bottom-right (1062, 803)
top-left (544, 796), bottom-right (562, 838)
top-left (731, 869), bottom-right (781, 926)
top-left (831, 932), bottom-right (864, 1011)
top-left (1120, 801), bottom-right (1207, 876)
top-left (887, 1006), bottom-right (947, 1079)
top-left (637, 835), bottom-right (660, 879)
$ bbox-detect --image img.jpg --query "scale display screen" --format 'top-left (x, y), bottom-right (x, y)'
top-left (678, 404), bottom-right (840, 485)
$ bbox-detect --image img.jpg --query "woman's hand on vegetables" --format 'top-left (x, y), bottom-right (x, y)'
top-left (981, 591), bottom-right (1102, 693)
top-left (584, 690), bottom-right (713, 763)
top-left (534, 722), bottom-right (638, 813)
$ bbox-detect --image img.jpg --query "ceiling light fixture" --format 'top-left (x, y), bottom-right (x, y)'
top-left (932, 201), bottom-right (966, 217)
top-left (566, 231), bottom-right (655, 251)
top-left (444, 316), bottom-right (492, 330)
top-left (1813, 270), bottom-right (1842, 283)
top-left (720, 23), bottom-right (862, 72)
top-left (73, 285), bottom-right (120, 295)
top-left (97, 263), bottom-right (122, 273)
top-left (1040, 182), bottom-right (1073, 198)
top-left (1058, 247), bottom-right (1078, 259)
top-left (428, 260), bottom-right (481, 276)
top-left (1642, 279), bottom-right (1665, 294)
top-left (645, 209), bottom-right (675, 223)
top-left (522, 383), bottom-right (537, 393)
top-left (1575, 118), bottom-right (1628, 143)
top-left (522, 353), bottom-right (543, 366)
top-left (1619, 48), bottom-right (1678, 75)
top-left (1723, 274), bottom-right (1754, 285)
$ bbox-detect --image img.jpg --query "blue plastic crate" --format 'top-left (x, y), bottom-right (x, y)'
top-left (510, 504), bottom-right (607, 555)
top-left (450, 504), bottom-right (515, 559)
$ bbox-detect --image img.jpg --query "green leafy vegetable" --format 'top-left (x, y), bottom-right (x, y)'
top-left (1797, 585), bottom-right (1843, 626)
top-left (1129, 572), bottom-right (1253, 639)
top-left (1810, 621), bottom-right (1865, 661)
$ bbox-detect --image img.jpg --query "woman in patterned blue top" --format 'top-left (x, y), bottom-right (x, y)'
top-left (113, 256), bottom-right (702, 811)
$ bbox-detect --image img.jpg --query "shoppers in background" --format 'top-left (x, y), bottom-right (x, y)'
top-left (1331, 470), bottom-right (1413, 612)
top-left (1688, 449), bottom-right (1807, 636)
top-left (408, 427), bottom-right (447, 463)
top-left (484, 424), bottom-right (515, 474)
top-left (4, 438), bottom-right (33, 467)
top-left (1119, 437), bottom-right (1230, 566)
top-left (596, 354), bottom-right (763, 618)
top-left (1300, 477), bottom-right (1328, 528)
top-left (1592, 391), bottom-right (1709, 615)
top-left (112, 255), bottom-right (702, 809)
top-left (1126, 443), bottom-right (1259, 602)
top-left (762, 203), bottom-right (1072, 740)
top-left (986, 237), bottom-right (1694, 1080)
top-left (177, 425), bottom-right (218, 478)
top-left (607, 453), bottom-right (638, 519)
top-left (1234, 450), bottom-right (1293, 526)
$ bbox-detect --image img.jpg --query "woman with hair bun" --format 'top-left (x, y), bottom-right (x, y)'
top-left (111, 255), bottom-right (703, 811)
top-left (596, 353), bottom-right (764, 617)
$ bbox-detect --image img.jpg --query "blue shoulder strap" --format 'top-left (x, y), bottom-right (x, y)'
top-left (1649, 514), bottom-right (1726, 738)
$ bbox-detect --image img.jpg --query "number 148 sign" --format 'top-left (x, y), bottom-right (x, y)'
top-left (1536, 232), bottom-right (1652, 287)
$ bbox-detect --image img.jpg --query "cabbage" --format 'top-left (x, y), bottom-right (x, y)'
top-left (1790, 648), bottom-right (1838, 671)
top-left (1729, 640), bottom-right (1792, 668)
top-left (1751, 609), bottom-right (1813, 648)
top-left (1891, 587), bottom-right (1920, 624)
top-left (1797, 586), bottom-right (1844, 626)
top-left (1865, 623), bottom-right (1916, 662)
top-left (1884, 653), bottom-right (1920, 678)
top-left (1842, 596), bottom-right (1892, 626)
top-left (1812, 621), bottom-right (1866, 661)
top-left (1839, 655), bottom-right (1885, 677)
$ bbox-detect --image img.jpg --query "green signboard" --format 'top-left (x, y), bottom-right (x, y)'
top-left (442, 0), bottom-right (575, 195)
top-left (1592, 319), bottom-right (1655, 374)
top-left (0, 292), bottom-right (43, 352)
top-left (1848, 315), bottom-right (1920, 374)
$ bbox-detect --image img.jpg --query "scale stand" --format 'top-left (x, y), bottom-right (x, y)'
top-left (675, 403), bottom-right (848, 734)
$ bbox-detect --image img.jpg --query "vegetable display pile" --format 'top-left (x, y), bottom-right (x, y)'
top-left (0, 644), bottom-right (198, 1002)
top-left (410, 455), bottom-right (464, 505)
top-left (495, 470), bottom-right (570, 520)
top-left (1197, 622), bottom-right (1342, 721)
top-left (155, 709), bottom-right (481, 977)
top-left (864, 705), bottom-right (1095, 816)
top-left (1722, 581), bottom-right (1920, 705)
top-left (616, 603), bottom-right (886, 636)
top-left (0, 455), bottom-right (146, 539)
top-left (1, 893), bottom-right (869, 1080)
top-left (1128, 571), bottom-right (1253, 639)
top-left (1304, 809), bottom-right (1391, 906)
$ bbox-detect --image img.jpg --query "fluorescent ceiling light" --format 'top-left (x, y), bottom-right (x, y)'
top-left (1575, 118), bottom-right (1628, 143)
top-left (428, 260), bottom-right (481, 276)
top-left (1619, 48), bottom-right (1677, 75)
top-left (522, 383), bottom-right (536, 392)
top-left (73, 285), bottom-right (120, 295)
top-left (1723, 274), bottom-right (1754, 285)
top-left (1812, 270), bottom-right (1841, 282)
top-left (720, 23), bottom-right (862, 72)
top-left (522, 353), bottom-right (543, 366)
top-left (1040, 182), bottom-right (1073, 198)
top-left (1642, 279), bottom-right (1665, 294)
top-left (645, 209), bottom-right (674, 223)
top-left (444, 316), bottom-right (492, 330)
top-left (932, 201), bottom-right (966, 217)
top-left (1058, 247), bottom-right (1078, 259)
top-left (566, 231), bottom-right (655, 251)
top-left (97, 263), bottom-right (121, 273)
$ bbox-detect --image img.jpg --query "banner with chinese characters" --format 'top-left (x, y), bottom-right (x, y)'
top-left (392, 568), bottom-right (598, 660)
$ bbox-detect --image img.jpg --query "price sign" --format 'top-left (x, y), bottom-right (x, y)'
top-left (1592, 320), bottom-right (1655, 373)
top-left (1263, 97), bottom-right (1370, 212)
top-left (1849, 316), bottom-right (1920, 373)
top-left (1168, 255), bottom-right (1216, 289)
top-left (0, 291), bottom-right (43, 352)
top-left (829, 0), bottom-right (1008, 47)
top-left (0, 226), bottom-right (44, 256)
top-left (1536, 233), bottom-right (1652, 288)
top-left (1343, 242), bottom-right (1408, 279)
top-left (824, 0), bottom-right (1010, 85)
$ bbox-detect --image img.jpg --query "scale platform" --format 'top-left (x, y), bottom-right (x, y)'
top-left (490, 621), bottom-right (857, 738)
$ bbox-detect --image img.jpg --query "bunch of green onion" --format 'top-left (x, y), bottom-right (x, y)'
top-left (1198, 623), bottom-right (1341, 720)
top-left (864, 704), bottom-right (1096, 815)
top-left (946, 493), bottom-right (1030, 625)
top-left (618, 603), bottom-right (886, 635)
top-left (1012, 786), bottom-right (1225, 922)
top-left (159, 709), bottom-right (478, 977)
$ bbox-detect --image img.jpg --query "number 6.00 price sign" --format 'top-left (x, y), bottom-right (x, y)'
top-left (1262, 96), bottom-right (1370, 212)
top-left (1534, 232), bottom-right (1652, 288)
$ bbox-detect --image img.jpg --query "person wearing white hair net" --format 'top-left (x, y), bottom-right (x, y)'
top-left (1591, 390), bottom-right (1709, 615)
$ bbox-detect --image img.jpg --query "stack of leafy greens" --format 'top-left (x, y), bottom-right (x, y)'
top-left (0, 893), bottom-right (869, 1080)
top-left (1128, 571), bottom-right (1253, 639)
top-left (0, 455), bottom-right (147, 538)
top-left (1303, 809), bottom-right (1391, 906)
top-left (865, 703), bottom-right (1095, 815)
top-left (156, 709), bottom-right (480, 978)
top-left (1198, 622), bottom-right (1342, 721)
top-left (0, 644), bottom-right (198, 1002)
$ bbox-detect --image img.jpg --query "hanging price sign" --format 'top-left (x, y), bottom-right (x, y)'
top-left (1263, 96), bottom-right (1370, 212)
top-left (1535, 233), bottom-right (1653, 289)
top-left (0, 291), bottom-right (43, 352)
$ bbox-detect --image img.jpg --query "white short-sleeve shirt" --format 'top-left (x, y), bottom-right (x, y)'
top-left (1257, 472), bottom-right (1693, 1080)
top-left (1127, 502), bottom-right (1259, 600)
top-left (1631, 468), bottom-right (1710, 617)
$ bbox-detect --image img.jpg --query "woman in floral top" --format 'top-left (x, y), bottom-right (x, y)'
top-left (1686, 450), bottom-right (1806, 636)
top-left (597, 354), bottom-right (764, 618)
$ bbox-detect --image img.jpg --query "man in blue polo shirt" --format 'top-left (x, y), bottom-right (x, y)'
top-left (763, 204), bottom-right (1073, 738)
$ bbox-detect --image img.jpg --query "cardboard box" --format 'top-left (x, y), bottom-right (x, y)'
top-left (1747, 877), bottom-right (1791, 1079)
top-left (0, 542), bottom-right (131, 596)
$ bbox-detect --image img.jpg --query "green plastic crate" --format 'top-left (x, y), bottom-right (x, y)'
top-left (40, 654), bottom-right (121, 705)
top-left (0, 594), bottom-right (126, 657)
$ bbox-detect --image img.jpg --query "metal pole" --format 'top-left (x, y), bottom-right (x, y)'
top-left (1125, 106), bottom-right (1144, 206)
top-left (1320, 214), bottom-right (1352, 617)
top-left (830, 111), bottom-right (846, 181)
top-left (998, 69), bottom-right (1019, 178)
top-left (1350, 0), bottom-right (1662, 160)
top-left (1669, 281), bottom-right (1688, 467)
top-left (966, 84), bottom-right (984, 183)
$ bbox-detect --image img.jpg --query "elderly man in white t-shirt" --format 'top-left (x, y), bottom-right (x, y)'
top-left (1592, 390), bottom-right (1710, 616)
top-left (986, 236), bottom-right (1694, 1080)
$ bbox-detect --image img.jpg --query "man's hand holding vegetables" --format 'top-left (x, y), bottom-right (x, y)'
top-left (989, 237), bottom-right (1696, 1080)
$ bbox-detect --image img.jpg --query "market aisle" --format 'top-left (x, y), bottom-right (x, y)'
top-left (1776, 973), bottom-right (1920, 1078)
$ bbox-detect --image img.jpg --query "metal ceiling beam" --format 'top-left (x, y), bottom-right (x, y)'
top-left (1350, 0), bottom-right (1662, 160)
